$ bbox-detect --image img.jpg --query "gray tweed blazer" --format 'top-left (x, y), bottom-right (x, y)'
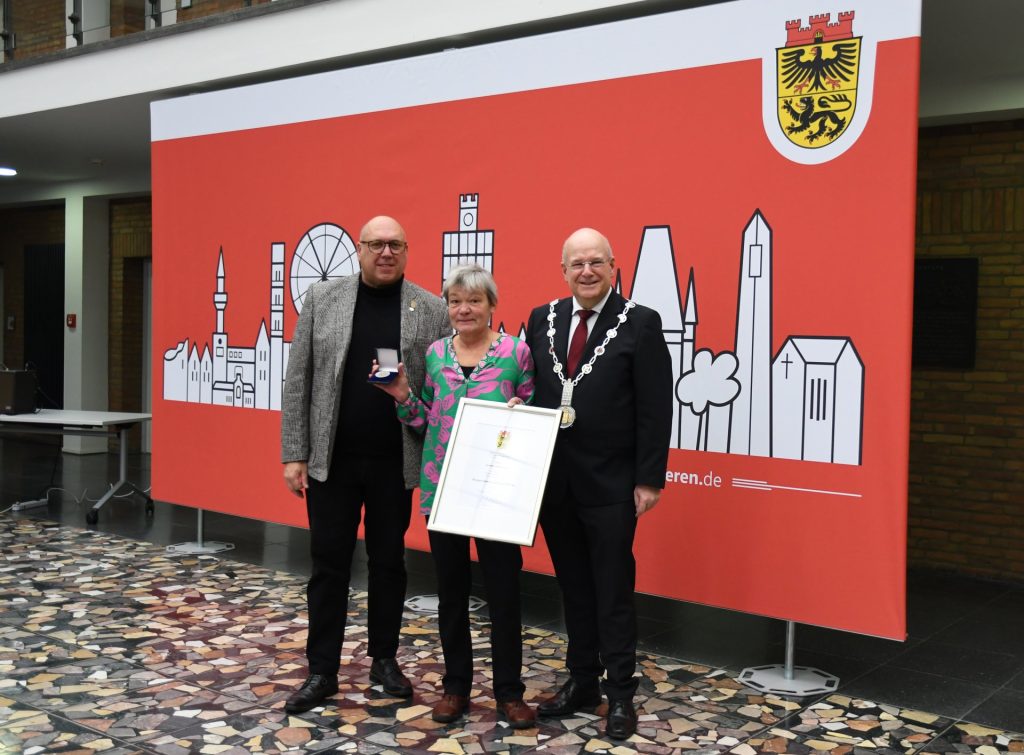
top-left (281, 275), bottom-right (450, 488)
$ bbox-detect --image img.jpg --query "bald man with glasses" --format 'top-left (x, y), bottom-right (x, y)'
top-left (525, 228), bottom-right (672, 741)
top-left (281, 215), bottom-right (450, 713)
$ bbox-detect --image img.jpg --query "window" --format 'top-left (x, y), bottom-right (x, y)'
top-left (808, 377), bottom-right (828, 421)
top-left (0, 0), bottom-right (13, 63)
top-left (66, 0), bottom-right (111, 47)
top-left (147, 0), bottom-right (177, 30)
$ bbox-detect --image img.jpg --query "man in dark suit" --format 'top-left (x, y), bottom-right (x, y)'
top-left (281, 215), bottom-right (450, 713)
top-left (525, 227), bottom-right (672, 741)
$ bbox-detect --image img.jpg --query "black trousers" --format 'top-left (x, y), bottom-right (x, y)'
top-left (540, 492), bottom-right (639, 701)
top-left (428, 526), bottom-right (525, 701)
top-left (304, 454), bottom-right (412, 675)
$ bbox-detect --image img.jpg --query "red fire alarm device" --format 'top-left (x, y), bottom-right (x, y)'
top-left (66, 314), bottom-right (77, 328)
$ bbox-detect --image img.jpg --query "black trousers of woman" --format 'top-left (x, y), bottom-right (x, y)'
top-left (428, 526), bottom-right (525, 702)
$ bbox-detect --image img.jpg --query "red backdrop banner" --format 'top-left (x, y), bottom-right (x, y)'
top-left (152, 1), bottom-right (920, 639)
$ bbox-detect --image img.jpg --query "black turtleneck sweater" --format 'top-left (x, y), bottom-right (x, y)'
top-left (335, 277), bottom-right (403, 458)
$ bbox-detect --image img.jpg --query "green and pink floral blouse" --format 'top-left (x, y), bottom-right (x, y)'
top-left (397, 334), bottom-right (535, 514)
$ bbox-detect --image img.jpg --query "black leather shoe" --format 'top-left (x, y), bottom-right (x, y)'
top-left (369, 657), bottom-right (413, 698)
top-left (284, 673), bottom-right (338, 713)
top-left (537, 678), bottom-right (601, 717)
top-left (606, 699), bottom-right (637, 740)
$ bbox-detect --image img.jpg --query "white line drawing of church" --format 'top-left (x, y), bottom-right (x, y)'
top-left (162, 223), bottom-right (359, 410)
top-left (628, 210), bottom-right (864, 465)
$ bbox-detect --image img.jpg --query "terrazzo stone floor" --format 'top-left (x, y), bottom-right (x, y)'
top-left (2, 516), bottom-right (1023, 755)
top-left (2, 440), bottom-right (1023, 753)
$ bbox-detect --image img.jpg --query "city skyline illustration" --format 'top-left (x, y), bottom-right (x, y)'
top-left (162, 193), bottom-right (864, 465)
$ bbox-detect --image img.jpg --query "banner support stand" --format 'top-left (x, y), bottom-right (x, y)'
top-left (738, 621), bottom-right (839, 697)
top-left (166, 508), bottom-right (234, 555)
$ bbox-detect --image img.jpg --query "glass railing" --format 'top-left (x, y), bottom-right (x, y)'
top-left (0, 0), bottom-right (275, 65)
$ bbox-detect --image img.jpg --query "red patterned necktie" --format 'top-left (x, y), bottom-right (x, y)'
top-left (567, 309), bottom-right (594, 376)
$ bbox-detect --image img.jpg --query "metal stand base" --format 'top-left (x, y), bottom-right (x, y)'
top-left (739, 620), bottom-right (839, 697)
top-left (165, 540), bottom-right (234, 555)
top-left (166, 509), bottom-right (234, 555)
top-left (739, 664), bottom-right (839, 696)
top-left (404, 594), bottom-right (486, 614)
top-left (12, 496), bottom-right (49, 511)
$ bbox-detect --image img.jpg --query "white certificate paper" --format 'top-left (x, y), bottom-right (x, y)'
top-left (428, 398), bottom-right (561, 546)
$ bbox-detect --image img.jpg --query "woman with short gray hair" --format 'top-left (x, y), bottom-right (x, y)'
top-left (372, 264), bottom-right (537, 728)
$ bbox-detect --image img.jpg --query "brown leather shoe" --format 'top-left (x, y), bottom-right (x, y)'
top-left (432, 694), bottom-right (469, 723)
top-left (498, 698), bottom-right (536, 729)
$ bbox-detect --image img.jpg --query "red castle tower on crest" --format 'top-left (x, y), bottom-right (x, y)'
top-left (785, 11), bottom-right (855, 46)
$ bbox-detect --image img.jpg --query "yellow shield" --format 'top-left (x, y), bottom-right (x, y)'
top-left (777, 37), bottom-right (861, 149)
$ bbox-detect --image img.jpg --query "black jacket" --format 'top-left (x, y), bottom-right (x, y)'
top-left (525, 291), bottom-right (673, 506)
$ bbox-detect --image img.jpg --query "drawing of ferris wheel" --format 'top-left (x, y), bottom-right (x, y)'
top-left (290, 222), bottom-right (359, 313)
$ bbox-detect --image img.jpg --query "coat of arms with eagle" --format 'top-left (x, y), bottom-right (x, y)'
top-left (776, 11), bottom-right (862, 149)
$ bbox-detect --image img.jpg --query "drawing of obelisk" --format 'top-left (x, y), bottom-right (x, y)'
top-left (729, 210), bottom-right (772, 457)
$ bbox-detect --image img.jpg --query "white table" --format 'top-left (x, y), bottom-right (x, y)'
top-left (0, 409), bottom-right (152, 524)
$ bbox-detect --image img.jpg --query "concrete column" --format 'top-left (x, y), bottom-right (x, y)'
top-left (63, 195), bottom-right (109, 454)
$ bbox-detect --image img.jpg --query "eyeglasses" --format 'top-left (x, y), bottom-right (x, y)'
top-left (566, 259), bottom-right (610, 272)
top-left (360, 239), bottom-right (407, 254)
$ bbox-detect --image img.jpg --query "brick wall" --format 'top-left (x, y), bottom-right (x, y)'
top-left (109, 198), bottom-right (152, 451)
top-left (9, 0), bottom-right (65, 60)
top-left (0, 205), bottom-right (64, 370)
top-left (909, 119), bottom-right (1024, 582)
top-left (109, 0), bottom-right (146, 38)
top-left (177, 0), bottom-right (273, 23)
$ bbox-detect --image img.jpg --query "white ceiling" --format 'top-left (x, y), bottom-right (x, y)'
top-left (0, 0), bottom-right (1020, 206)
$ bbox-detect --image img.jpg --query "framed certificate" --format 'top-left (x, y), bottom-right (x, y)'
top-left (428, 398), bottom-right (561, 546)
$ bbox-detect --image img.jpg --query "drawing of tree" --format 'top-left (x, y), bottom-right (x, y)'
top-left (676, 349), bottom-right (741, 451)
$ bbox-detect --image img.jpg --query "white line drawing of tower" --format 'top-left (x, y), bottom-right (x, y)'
top-left (773, 336), bottom-right (863, 464)
top-left (442, 193), bottom-right (494, 284)
top-left (212, 249), bottom-right (228, 384)
top-left (729, 210), bottom-right (773, 457)
top-left (678, 268), bottom-right (702, 449)
top-left (270, 243), bottom-right (285, 410)
top-left (629, 226), bottom-right (686, 445)
top-left (255, 322), bottom-right (270, 409)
